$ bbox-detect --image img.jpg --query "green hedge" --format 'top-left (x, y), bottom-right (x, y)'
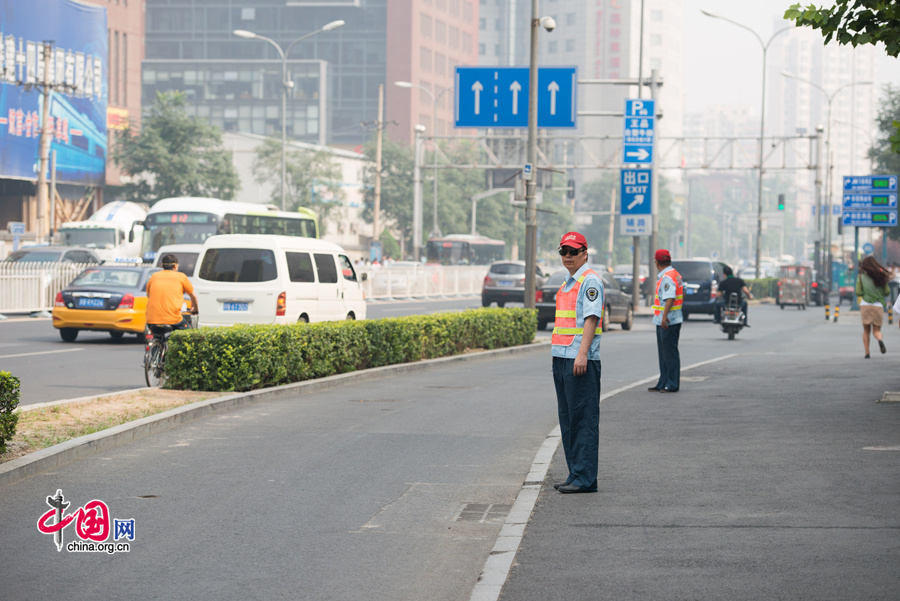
top-left (0, 371), bottom-right (20, 454)
top-left (165, 308), bottom-right (537, 392)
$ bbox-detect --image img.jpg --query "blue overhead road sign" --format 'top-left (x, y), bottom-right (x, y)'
top-left (623, 99), bottom-right (655, 164)
top-left (455, 66), bottom-right (576, 128)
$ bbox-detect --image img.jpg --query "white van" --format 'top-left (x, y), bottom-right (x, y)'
top-left (195, 235), bottom-right (366, 327)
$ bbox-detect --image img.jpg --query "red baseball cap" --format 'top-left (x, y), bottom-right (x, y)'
top-left (559, 231), bottom-right (587, 249)
top-left (654, 249), bottom-right (671, 261)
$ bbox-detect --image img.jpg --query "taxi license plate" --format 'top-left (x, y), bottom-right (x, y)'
top-left (223, 302), bottom-right (249, 312)
top-left (77, 297), bottom-right (106, 308)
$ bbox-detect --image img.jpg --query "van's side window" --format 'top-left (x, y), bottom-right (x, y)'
top-left (338, 255), bottom-right (357, 281)
top-left (286, 252), bottom-right (315, 283)
top-left (198, 249), bottom-right (277, 282)
top-left (314, 253), bottom-right (338, 283)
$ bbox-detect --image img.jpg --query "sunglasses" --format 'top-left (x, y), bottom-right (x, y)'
top-left (558, 247), bottom-right (584, 257)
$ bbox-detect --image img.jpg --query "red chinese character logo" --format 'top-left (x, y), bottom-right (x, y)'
top-left (75, 500), bottom-right (110, 542)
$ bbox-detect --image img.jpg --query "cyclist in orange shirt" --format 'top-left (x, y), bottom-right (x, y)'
top-left (146, 254), bottom-right (198, 330)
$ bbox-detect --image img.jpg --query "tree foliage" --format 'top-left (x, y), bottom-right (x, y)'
top-left (869, 85), bottom-right (900, 241)
top-left (785, 1), bottom-right (900, 57)
top-left (252, 138), bottom-right (344, 232)
top-left (113, 91), bottom-right (239, 203)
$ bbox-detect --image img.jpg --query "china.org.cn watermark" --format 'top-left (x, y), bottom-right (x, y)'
top-left (36, 489), bottom-right (135, 554)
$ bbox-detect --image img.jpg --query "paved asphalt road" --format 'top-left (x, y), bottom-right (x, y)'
top-left (2, 302), bottom-right (899, 601)
top-left (0, 298), bottom-right (485, 406)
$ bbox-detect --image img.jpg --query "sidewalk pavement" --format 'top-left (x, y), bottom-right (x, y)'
top-left (499, 309), bottom-right (900, 601)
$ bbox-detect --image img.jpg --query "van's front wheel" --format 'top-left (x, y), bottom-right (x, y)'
top-left (297, 314), bottom-right (309, 324)
top-left (346, 313), bottom-right (356, 320)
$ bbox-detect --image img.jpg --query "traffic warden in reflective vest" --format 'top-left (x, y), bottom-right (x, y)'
top-left (650, 249), bottom-right (683, 392)
top-left (551, 231), bottom-right (603, 494)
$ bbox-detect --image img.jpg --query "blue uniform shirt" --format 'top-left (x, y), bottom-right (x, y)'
top-left (551, 263), bottom-right (604, 360)
top-left (652, 266), bottom-right (683, 326)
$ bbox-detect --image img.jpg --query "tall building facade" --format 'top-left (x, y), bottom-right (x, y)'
top-left (384, 0), bottom-right (480, 144)
top-left (143, 0), bottom-right (387, 147)
top-left (143, 0), bottom-right (478, 148)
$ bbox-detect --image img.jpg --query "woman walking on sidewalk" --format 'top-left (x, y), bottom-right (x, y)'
top-left (856, 255), bottom-right (891, 358)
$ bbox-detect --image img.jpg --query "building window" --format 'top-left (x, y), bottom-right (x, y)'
top-left (566, 13), bottom-right (576, 26)
top-left (422, 14), bottom-right (432, 37)
top-left (650, 34), bottom-right (662, 46)
top-left (479, 43), bottom-right (486, 56)
top-left (479, 17), bottom-right (486, 30)
top-left (241, 8), bottom-right (255, 20)
top-left (565, 38), bottom-right (575, 52)
top-left (547, 41), bottom-right (557, 54)
top-left (420, 47), bottom-right (432, 72)
top-left (436, 20), bottom-right (446, 44)
top-left (651, 9), bottom-right (663, 21)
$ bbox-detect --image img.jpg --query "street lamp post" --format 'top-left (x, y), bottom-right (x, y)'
top-left (701, 11), bottom-right (791, 279)
top-left (412, 124), bottom-right (426, 261)
top-left (234, 20), bottom-right (345, 210)
top-left (393, 81), bottom-right (453, 238)
top-left (781, 72), bottom-right (873, 308)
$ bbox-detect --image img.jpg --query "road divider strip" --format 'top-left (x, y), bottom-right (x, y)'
top-left (0, 341), bottom-right (549, 487)
top-left (468, 352), bottom-right (739, 601)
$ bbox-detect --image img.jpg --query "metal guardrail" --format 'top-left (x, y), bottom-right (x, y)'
top-left (360, 265), bottom-right (488, 300)
top-left (0, 263), bottom-right (488, 317)
top-left (0, 263), bottom-right (96, 315)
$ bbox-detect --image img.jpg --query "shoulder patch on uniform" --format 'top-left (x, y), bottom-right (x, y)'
top-left (664, 282), bottom-right (671, 292)
top-left (585, 287), bottom-right (600, 301)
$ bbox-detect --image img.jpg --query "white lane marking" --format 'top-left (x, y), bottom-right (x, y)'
top-left (0, 348), bottom-right (84, 360)
top-left (468, 353), bottom-right (739, 601)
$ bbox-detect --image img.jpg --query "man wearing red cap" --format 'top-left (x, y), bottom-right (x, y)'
top-left (650, 249), bottom-right (683, 392)
top-left (551, 231), bottom-right (603, 494)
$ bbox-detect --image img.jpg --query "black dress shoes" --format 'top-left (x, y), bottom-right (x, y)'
top-left (659, 388), bottom-right (677, 393)
top-left (557, 484), bottom-right (597, 494)
top-left (553, 481), bottom-right (569, 490)
top-left (648, 386), bottom-right (662, 392)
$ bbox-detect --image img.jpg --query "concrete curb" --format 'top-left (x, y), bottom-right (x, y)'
top-left (0, 341), bottom-right (549, 487)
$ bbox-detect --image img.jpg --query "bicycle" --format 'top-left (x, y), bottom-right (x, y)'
top-left (143, 313), bottom-right (196, 387)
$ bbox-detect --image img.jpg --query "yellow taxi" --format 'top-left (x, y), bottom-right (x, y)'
top-left (52, 264), bottom-right (161, 341)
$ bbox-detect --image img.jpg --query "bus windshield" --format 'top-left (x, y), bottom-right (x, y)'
top-left (425, 237), bottom-right (505, 265)
top-left (142, 212), bottom-right (219, 260)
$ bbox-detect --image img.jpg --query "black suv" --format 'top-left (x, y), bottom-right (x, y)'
top-left (670, 259), bottom-right (729, 320)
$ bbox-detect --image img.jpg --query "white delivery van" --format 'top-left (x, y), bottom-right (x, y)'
top-left (195, 235), bottom-right (366, 327)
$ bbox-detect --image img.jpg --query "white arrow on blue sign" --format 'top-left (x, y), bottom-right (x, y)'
top-left (621, 169), bottom-right (652, 215)
top-left (455, 66), bottom-right (576, 128)
top-left (623, 99), bottom-right (655, 165)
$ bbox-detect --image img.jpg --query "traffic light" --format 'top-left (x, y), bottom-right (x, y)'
top-left (678, 234), bottom-right (684, 247)
top-left (777, 193), bottom-right (785, 211)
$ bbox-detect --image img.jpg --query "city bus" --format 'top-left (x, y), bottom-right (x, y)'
top-left (135, 197), bottom-right (318, 263)
top-left (425, 234), bottom-right (506, 265)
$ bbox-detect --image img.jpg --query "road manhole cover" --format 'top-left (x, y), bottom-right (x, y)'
top-left (455, 503), bottom-right (511, 524)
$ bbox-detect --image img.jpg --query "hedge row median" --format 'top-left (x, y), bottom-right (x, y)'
top-left (165, 308), bottom-right (538, 392)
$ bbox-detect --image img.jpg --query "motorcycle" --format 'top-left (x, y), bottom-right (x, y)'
top-left (720, 292), bottom-right (745, 340)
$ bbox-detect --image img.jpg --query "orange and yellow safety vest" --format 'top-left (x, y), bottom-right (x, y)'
top-left (552, 269), bottom-right (601, 346)
top-left (652, 267), bottom-right (684, 316)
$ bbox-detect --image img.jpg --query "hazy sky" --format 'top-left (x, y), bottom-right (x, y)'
top-left (684, 0), bottom-right (900, 114)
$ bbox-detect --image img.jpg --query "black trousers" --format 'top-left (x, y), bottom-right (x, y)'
top-left (654, 323), bottom-right (681, 391)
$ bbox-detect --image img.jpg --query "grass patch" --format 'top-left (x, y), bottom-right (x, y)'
top-left (0, 389), bottom-right (227, 464)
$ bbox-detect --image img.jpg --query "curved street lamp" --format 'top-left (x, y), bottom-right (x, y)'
top-left (394, 80), bottom-right (453, 239)
top-left (782, 71), bottom-right (873, 307)
top-left (233, 20), bottom-right (345, 210)
top-left (701, 10), bottom-right (792, 279)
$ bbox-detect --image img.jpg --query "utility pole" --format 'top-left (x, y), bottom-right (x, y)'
top-left (36, 42), bottom-right (53, 243)
top-left (607, 186), bottom-right (616, 267)
top-left (373, 84), bottom-right (384, 253)
top-left (524, 0), bottom-right (540, 310)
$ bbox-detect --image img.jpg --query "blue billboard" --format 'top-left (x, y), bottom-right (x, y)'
top-left (0, 0), bottom-right (107, 185)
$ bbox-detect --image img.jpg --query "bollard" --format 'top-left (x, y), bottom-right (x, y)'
top-left (825, 303), bottom-right (830, 321)
top-left (833, 305), bottom-right (839, 323)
